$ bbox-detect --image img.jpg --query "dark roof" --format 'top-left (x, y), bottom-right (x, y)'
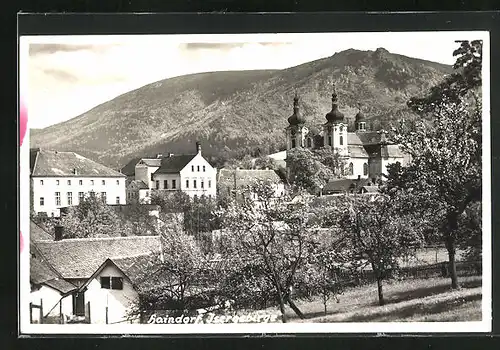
top-left (380, 144), bottom-right (405, 158)
top-left (30, 220), bottom-right (53, 241)
top-left (154, 155), bottom-right (196, 174)
top-left (34, 236), bottom-right (161, 279)
top-left (127, 180), bottom-right (149, 190)
top-left (31, 149), bottom-right (126, 178)
top-left (218, 169), bottom-right (282, 190)
top-left (288, 96), bottom-right (306, 126)
top-left (120, 157), bottom-right (142, 176)
top-left (137, 158), bottom-right (162, 167)
top-left (30, 243), bottom-right (77, 294)
top-left (323, 178), bottom-right (371, 194)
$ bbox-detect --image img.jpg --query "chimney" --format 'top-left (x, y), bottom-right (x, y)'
top-left (54, 225), bottom-right (64, 241)
top-left (196, 141), bottom-right (202, 154)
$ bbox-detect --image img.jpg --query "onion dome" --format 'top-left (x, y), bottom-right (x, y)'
top-left (288, 93), bottom-right (306, 126)
top-left (325, 87), bottom-right (345, 123)
top-left (355, 105), bottom-right (366, 122)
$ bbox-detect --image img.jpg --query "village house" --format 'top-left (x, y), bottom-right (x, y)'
top-left (150, 142), bottom-right (217, 199)
top-left (217, 168), bottom-right (285, 202)
top-left (30, 148), bottom-right (127, 217)
top-left (284, 88), bottom-right (410, 181)
top-left (126, 180), bottom-right (151, 204)
top-left (31, 228), bottom-right (161, 324)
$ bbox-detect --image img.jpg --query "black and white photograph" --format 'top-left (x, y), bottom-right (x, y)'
top-left (18, 30), bottom-right (491, 334)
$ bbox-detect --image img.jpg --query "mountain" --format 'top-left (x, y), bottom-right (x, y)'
top-left (30, 48), bottom-right (453, 169)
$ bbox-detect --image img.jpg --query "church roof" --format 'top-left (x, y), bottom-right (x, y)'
top-left (154, 154), bottom-right (197, 174)
top-left (348, 145), bottom-right (369, 158)
top-left (288, 95), bottom-right (306, 126)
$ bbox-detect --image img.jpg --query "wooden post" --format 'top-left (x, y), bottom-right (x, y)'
top-left (40, 299), bottom-right (44, 324)
top-left (106, 306), bottom-right (109, 324)
top-left (87, 302), bottom-right (91, 324)
top-left (29, 302), bottom-right (33, 324)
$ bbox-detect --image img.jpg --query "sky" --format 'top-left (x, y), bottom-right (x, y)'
top-left (20, 31), bottom-right (487, 129)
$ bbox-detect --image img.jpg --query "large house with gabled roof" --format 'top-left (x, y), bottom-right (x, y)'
top-left (30, 148), bottom-right (127, 217)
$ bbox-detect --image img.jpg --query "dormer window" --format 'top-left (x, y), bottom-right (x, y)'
top-left (358, 122), bottom-right (366, 131)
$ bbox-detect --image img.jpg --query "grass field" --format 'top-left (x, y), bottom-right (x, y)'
top-left (276, 276), bottom-right (482, 323)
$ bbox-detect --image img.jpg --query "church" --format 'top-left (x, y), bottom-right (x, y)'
top-left (285, 86), bottom-right (409, 182)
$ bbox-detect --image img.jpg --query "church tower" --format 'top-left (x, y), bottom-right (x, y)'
top-left (355, 104), bottom-right (367, 132)
top-left (323, 85), bottom-right (348, 156)
top-left (285, 93), bottom-right (308, 151)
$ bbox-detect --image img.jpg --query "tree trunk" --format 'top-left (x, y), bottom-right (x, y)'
top-left (287, 297), bottom-right (305, 319)
top-left (377, 278), bottom-right (385, 306)
top-left (445, 214), bottom-right (460, 289)
top-left (323, 293), bottom-right (328, 315)
top-left (277, 293), bottom-right (287, 323)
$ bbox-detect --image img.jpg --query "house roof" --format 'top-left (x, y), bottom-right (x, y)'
top-left (120, 157), bottom-right (142, 176)
top-left (323, 178), bottom-right (371, 194)
top-left (34, 235), bottom-right (161, 279)
top-left (154, 155), bottom-right (196, 174)
top-left (218, 169), bottom-right (282, 189)
top-left (127, 180), bottom-right (149, 190)
top-left (30, 242), bottom-right (77, 294)
top-left (138, 158), bottom-right (162, 167)
top-left (380, 144), bottom-right (405, 158)
top-left (348, 145), bottom-right (369, 158)
top-left (31, 149), bottom-right (126, 178)
top-left (30, 220), bottom-right (53, 241)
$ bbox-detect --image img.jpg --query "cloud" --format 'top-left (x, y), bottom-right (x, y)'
top-left (29, 43), bottom-right (120, 56)
top-left (42, 68), bottom-right (80, 83)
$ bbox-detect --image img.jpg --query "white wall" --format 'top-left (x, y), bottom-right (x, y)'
top-left (32, 176), bottom-right (126, 217)
top-left (179, 154), bottom-right (217, 198)
top-left (135, 164), bottom-right (160, 190)
top-left (151, 173), bottom-right (181, 191)
top-left (30, 285), bottom-right (73, 320)
top-left (345, 157), bottom-right (370, 180)
top-left (84, 263), bottom-right (139, 324)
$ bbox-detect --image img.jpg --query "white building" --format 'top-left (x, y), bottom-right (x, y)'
top-left (30, 149), bottom-right (127, 217)
top-left (151, 142), bottom-right (217, 199)
top-left (126, 180), bottom-right (151, 204)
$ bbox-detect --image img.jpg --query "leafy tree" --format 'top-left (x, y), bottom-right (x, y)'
top-left (388, 40), bottom-right (482, 289)
top-left (335, 193), bottom-right (424, 305)
top-left (286, 147), bottom-right (345, 193)
top-left (216, 181), bottom-right (324, 322)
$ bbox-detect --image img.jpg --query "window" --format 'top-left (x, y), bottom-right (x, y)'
top-left (193, 180), bottom-right (197, 189)
top-left (116, 180), bottom-right (120, 185)
top-left (328, 136), bottom-right (332, 146)
top-left (208, 180), bottom-right (211, 188)
top-left (203, 165), bottom-right (206, 172)
top-left (116, 196), bottom-right (120, 204)
top-left (55, 192), bottom-right (61, 206)
top-left (79, 180), bottom-right (83, 185)
top-left (186, 180), bottom-right (189, 188)
top-left (100, 277), bottom-right (123, 290)
top-left (156, 180), bottom-right (159, 190)
top-left (191, 165), bottom-right (194, 172)
top-left (56, 180), bottom-right (60, 185)
top-left (201, 180), bottom-right (204, 189)
top-left (67, 192), bottom-right (73, 205)
top-left (340, 136), bottom-right (343, 146)
top-left (40, 180), bottom-right (44, 185)
top-left (90, 180), bottom-right (94, 185)
top-left (349, 163), bottom-right (354, 175)
top-left (39, 197), bottom-right (44, 206)
top-left (291, 139), bottom-right (296, 148)
top-left (78, 192), bottom-right (84, 202)
top-left (90, 191), bottom-right (95, 198)
top-left (307, 138), bottom-right (312, 147)
top-left (164, 180), bottom-right (168, 189)
top-left (67, 180), bottom-right (71, 185)
top-left (102, 180), bottom-right (106, 185)
top-left (363, 163), bottom-right (368, 176)
top-left (101, 192), bottom-right (107, 202)
top-left (197, 165), bottom-right (200, 172)
top-left (172, 179), bottom-right (176, 189)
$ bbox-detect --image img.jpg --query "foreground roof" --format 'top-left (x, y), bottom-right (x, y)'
top-left (154, 155), bottom-right (196, 174)
top-left (127, 180), bottom-right (149, 190)
top-left (30, 220), bottom-right (54, 241)
top-left (218, 169), bottom-right (282, 189)
top-left (34, 235), bottom-right (161, 279)
top-left (31, 149), bottom-right (125, 178)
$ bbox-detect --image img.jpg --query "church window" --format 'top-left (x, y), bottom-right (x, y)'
top-left (349, 163), bottom-right (354, 175)
top-left (328, 136), bottom-right (332, 146)
top-left (363, 163), bottom-right (368, 176)
top-left (291, 139), bottom-right (296, 148)
top-left (307, 138), bottom-right (312, 148)
top-left (340, 136), bottom-right (344, 146)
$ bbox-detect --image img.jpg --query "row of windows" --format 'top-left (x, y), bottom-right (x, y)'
top-left (40, 191), bottom-right (120, 207)
top-left (291, 135), bottom-right (344, 148)
top-left (346, 163), bottom-right (369, 176)
top-left (39, 179), bottom-right (121, 186)
top-left (127, 191), bottom-right (149, 200)
top-left (191, 165), bottom-right (206, 172)
top-left (154, 179), bottom-right (212, 190)
top-left (100, 276), bottom-right (123, 290)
